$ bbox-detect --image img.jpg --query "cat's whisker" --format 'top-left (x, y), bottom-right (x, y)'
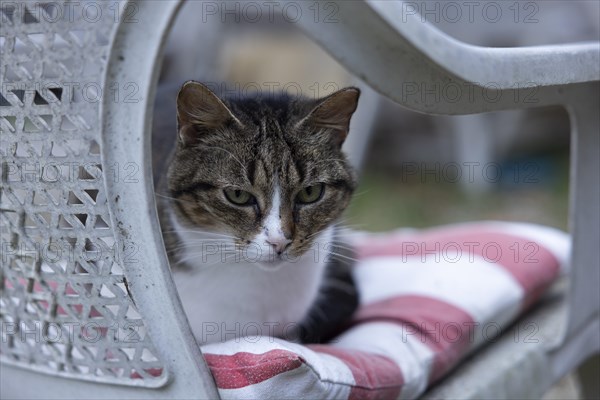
top-left (173, 251), bottom-right (237, 270)
top-left (351, 189), bottom-right (372, 198)
top-left (326, 250), bottom-right (359, 261)
top-left (201, 253), bottom-right (241, 268)
top-left (325, 251), bottom-right (359, 264)
top-left (326, 256), bottom-right (354, 268)
top-left (166, 237), bottom-right (230, 247)
top-left (168, 236), bottom-right (233, 242)
top-left (171, 255), bottom-right (204, 269)
top-left (305, 227), bottom-right (331, 240)
top-left (167, 238), bottom-right (232, 246)
top-left (166, 242), bottom-right (233, 254)
top-left (162, 228), bottom-right (237, 236)
top-left (326, 243), bottom-right (356, 253)
top-left (332, 227), bottom-right (365, 240)
top-left (336, 219), bottom-right (360, 226)
top-left (170, 241), bottom-right (232, 251)
top-left (161, 230), bottom-right (241, 241)
top-left (333, 218), bottom-right (366, 229)
top-left (332, 225), bottom-right (361, 232)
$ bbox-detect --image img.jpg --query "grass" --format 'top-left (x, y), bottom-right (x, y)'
top-left (345, 153), bottom-right (570, 232)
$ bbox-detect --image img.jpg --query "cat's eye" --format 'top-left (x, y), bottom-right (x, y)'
top-left (224, 188), bottom-right (255, 206)
top-left (296, 184), bottom-right (324, 204)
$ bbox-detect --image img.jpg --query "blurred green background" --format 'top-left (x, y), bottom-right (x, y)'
top-left (346, 151), bottom-right (570, 232)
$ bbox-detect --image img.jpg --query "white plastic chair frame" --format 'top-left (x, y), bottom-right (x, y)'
top-left (1, 1), bottom-right (598, 399)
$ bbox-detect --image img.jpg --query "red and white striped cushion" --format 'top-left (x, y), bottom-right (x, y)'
top-left (201, 221), bottom-right (569, 399)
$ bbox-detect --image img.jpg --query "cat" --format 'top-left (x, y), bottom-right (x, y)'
top-left (156, 81), bottom-right (360, 344)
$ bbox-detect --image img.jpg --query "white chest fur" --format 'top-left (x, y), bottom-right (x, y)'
top-left (169, 211), bottom-right (333, 344)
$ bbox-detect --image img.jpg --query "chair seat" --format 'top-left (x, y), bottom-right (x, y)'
top-left (423, 280), bottom-right (567, 399)
top-left (199, 221), bottom-right (569, 399)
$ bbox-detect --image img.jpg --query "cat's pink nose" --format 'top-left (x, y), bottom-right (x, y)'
top-left (266, 237), bottom-right (292, 254)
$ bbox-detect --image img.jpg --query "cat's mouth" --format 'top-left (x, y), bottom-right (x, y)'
top-left (251, 247), bottom-right (291, 271)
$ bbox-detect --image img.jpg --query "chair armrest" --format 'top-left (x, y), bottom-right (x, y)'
top-left (290, 0), bottom-right (600, 114)
top-left (101, 2), bottom-right (219, 398)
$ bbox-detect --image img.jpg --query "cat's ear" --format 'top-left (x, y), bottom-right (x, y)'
top-left (298, 87), bottom-right (360, 148)
top-left (176, 81), bottom-right (242, 146)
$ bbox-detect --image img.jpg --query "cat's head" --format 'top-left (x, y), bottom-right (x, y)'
top-left (167, 81), bottom-right (359, 268)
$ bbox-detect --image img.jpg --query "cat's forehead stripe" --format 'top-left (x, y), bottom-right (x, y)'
top-left (247, 159), bottom-right (256, 186)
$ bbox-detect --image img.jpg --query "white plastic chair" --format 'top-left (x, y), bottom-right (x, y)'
top-left (1, 1), bottom-right (598, 399)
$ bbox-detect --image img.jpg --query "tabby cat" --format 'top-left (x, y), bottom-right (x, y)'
top-left (157, 81), bottom-right (360, 344)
